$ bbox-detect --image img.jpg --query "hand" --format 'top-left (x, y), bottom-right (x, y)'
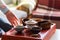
top-left (5, 10), bottom-right (20, 27)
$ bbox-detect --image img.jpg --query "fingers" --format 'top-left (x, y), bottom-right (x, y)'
top-left (11, 18), bottom-right (20, 27)
top-left (13, 19), bottom-right (18, 27)
top-left (10, 18), bottom-right (18, 27)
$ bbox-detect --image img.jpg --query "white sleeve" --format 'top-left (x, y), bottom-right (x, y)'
top-left (12, 10), bottom-right (27, 19)
top-left (17, 0), bottom-right (36, 13)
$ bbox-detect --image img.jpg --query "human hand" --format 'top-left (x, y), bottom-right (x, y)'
top-left (0, 0), bottom-right (21, 27)
top-left (5, 10), bottom-right (20, 27)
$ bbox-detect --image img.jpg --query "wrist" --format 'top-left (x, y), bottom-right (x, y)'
top-left (0, 6), bottom-right (9, 14)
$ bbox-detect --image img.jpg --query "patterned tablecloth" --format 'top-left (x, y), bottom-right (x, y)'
top-left (33, 8), bottom-right (60, 17)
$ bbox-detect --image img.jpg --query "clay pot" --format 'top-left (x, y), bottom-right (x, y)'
top-left (30, 27), bottom-right (42, 34)
top-left (37, 20), bottom-right (51, 30)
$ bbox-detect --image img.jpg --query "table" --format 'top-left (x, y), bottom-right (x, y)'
top-left (1, 29), bottom-right (60, 40)
top-left (50, 29), bottom-right (60, 40)
top-left (0, 29), bottom-right (60, 40)
top-left (1, 24), bottom-right (56, 40)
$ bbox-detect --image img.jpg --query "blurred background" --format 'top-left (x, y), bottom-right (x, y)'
top-left (0, 0), bottom-right (60, 29)
top-left (0, 0), bottom-right (21, 9)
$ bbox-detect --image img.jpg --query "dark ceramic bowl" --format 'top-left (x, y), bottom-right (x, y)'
top-left (30, 27), bottom-right (42, 34)
top-left (37, 20), bottom-right (51, 30)
top-left (14, 26), bottom-right (25, 33)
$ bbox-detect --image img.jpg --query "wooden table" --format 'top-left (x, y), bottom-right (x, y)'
top-left (0, 29), bottom-right (60, 40)
top-left (1, 24), bottom-right (56, 40)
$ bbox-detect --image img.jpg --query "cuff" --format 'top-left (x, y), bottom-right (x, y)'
top-left (0, 7), bottom-right (8, 14)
